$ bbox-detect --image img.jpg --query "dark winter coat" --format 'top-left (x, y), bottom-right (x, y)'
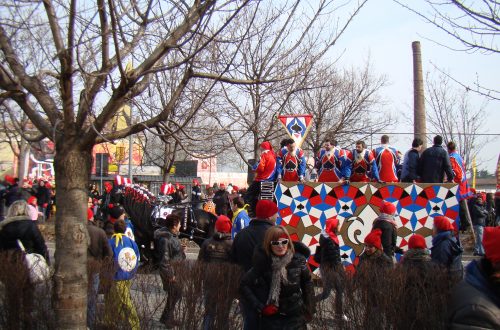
top-left (231, 219), bottom-right (274, 272)
top-left (240, 242), bottom-right (314, 330)
top-left (417, 144), bottom-right (454, 183)
top-left (401, 148), bottom-right (420, 182)
top-left (87, 222), bottom-right (112, 262)
top-left (448, 259), bottom-right (500, 329)
top-left (213, 189), bottom-right (230, 216)
top-left (0, 215), bottom-right (49, 263)
top-left (154, 227), bottom-right (186, 289)
top-left (470, 201), bottom-right (488, 227)
top-left (372, 215), bottom-right (397, 257)
top-left (357, 249), bottom-right (393, 270)
top-left (313, 235), bottom-right (341, 269)
top-left (35, 185), bottom-right (51, 206)
top-left (401, 248), bottom-right (436, 273)
top-left (198, 232), bottom-right (233, 264)
top-left (431, 231), bottom-right (463, 280)
top-left (5, 184), bottom-right (23, 207)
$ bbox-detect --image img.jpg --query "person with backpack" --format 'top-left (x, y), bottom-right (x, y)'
top-left (104, 219), bottom-right (140, 330)
top-left (430, 216), bottom-right (463, 283)
top-left (372, 201), bottom-right (399, 258)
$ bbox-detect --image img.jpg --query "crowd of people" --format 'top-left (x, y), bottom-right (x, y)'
top-left (0, 132), bottom-right (499, 329)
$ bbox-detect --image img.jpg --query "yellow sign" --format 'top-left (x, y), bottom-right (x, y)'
top-left (109, 164), bottom-right (118, 172)
top-left (169, 166), bottom-right (176, 174)
top-left (115, 145), bottom-right (125, 162)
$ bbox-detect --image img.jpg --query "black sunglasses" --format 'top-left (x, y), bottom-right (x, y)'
top-left (270, 239), bottom-right (289, 246)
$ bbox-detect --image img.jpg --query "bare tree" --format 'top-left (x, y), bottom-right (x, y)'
top-left (394, 0), bottom-right (500, 54)
top-left (0, 1), bottom-right (261, 327)
top-left (426, 71), bottom-right (492, 172)
top-left (295, 62), bottom-right (390, 154)
top-left (395, 0), bottom-right (500, 102)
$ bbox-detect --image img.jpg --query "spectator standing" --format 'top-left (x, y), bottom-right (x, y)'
top-left (213, 183), bottom-right (231, 216)
top-left (401, 234), bottom-right (432, 270)
top-left (231, 196), bottom-right (251, 239)
top-left (4, 176), bottom-right (23, 208)
top-left (244, 141), bottom-right (277, 216)
top-left (87, 208), bottom-right (112, 328)
top-left (35, 179), bottom-right (51, 219)
top-left (240, 226), bottom-right (315, 329)
top-left (104, 219), bottom-right (140, 330)
top-left (418, 135), bottom-right (454, 183)
top-left (358, 229), bottom-right (393, 270)
top-left (198, 215), bottom-right (234, 330)
top-left (372, 201), bottom-right (398, 258)
top-left (400, 138), bottom-right (423, 182)
top-left (154, 214), bottom-right (186, 328)
top-left (448, 226), bottom-right (500, 329)
top-left (314, 217), bottom-right (343, 320)
top-left (231, 199), bottom-right (278, 330)
top-left (430, 216), bottom-right (463, 282)
top-left (191, 179), bottom-right (202, 208)
top-left (372, 135), bottom-right (400, 183)
top-left (26, 196), bottom-right (40, 221)
top-left (470, 195), bottom-right (488, 256)
top-left (0, 200), bottom-right (50, 328)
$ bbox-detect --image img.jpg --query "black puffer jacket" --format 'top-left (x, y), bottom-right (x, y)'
top-left (198, 232), bottom-right (232, 264)
top-left (0, 216), bottom-right (49, 263)
top-left (154, 227), bottom-right (186, 288)
top-left (240, 242), bottom-right (314, 325)
top-left (372, 216), bottom-right (397, 257)
top-left (313, 235), bottom-right (341, 269)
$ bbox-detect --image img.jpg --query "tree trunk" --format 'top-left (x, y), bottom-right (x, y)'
top-left (53, 145), bottom-right (92, 329)
top-left (17, 138), bottom-right (30, 180)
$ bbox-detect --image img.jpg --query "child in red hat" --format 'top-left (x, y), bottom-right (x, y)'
top-left (358, 229), bottom-right (393, 269)
top-left (448, 226), bottom-right (500, 328)
top-left (401, 234), bottom-right (433, 269)
top-left (372, 200), bottom-right (399, 258)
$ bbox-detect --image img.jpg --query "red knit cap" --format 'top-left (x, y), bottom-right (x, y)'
top-left (27, 196), bottom-right (37, 206)
top-left (408, 234), bottom-right (427, 249)
top-left (4, 175), bottom-right (15, 185)
top-left (87, 208), bottom-right (94, 221)
top-left (260, 141), bottom-right (273, 151)
top-left (325, 217), bottom-right (340, 245)
top-left (215, 215), bottom-right (232, 233)
top-left (256, 200), bottom-right (278, 219)
top-left (380, 201), bottom-right (396, 216)
top-left (433, 216), bottom-right (454, 232)
top-left (364, 229), bottom-right (383, 250)
top-left (483, 226), bottom-right (500, 263)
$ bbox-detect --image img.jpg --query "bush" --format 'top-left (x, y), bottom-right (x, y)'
top-left (1, 254), bottom-right (453, 329)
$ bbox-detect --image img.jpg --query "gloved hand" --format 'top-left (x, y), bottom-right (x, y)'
top-left (262, 304), bottom-right (278, 316)
top-left (42, 203), bottom-right (48, 208)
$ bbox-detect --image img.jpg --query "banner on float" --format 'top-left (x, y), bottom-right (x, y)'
top-left (278, 114), bottom-right (313, 148)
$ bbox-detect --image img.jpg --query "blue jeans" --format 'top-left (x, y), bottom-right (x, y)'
top-left (87, 273), bottom-right (100, 327)
top-left (473, 225), bottom-right (485, 255)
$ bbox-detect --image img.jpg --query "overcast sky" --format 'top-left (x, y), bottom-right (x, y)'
top-left (332, 1), bottom-right (499, 173)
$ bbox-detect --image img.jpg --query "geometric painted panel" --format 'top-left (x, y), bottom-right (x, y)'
top-left (275, 182), bottom-right (460, 275)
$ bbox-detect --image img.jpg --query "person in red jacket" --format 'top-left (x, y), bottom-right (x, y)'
top-left (244, 141), bottom-right (277, 217)
top-left (372, 135), bottom-right (400, 183)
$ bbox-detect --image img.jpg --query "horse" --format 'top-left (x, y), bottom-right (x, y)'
top-left (121, 185), bottom-right (217, 265)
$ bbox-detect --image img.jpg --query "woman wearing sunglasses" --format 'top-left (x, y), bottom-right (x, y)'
top-left (240, 226), bottom-right (315, 329)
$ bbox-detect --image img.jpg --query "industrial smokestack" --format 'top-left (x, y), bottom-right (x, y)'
top-left (412, 41), bottom-right (427, 148)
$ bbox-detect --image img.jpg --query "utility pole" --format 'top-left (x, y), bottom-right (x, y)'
top-left (412, 41), bottom-right (427, 148)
